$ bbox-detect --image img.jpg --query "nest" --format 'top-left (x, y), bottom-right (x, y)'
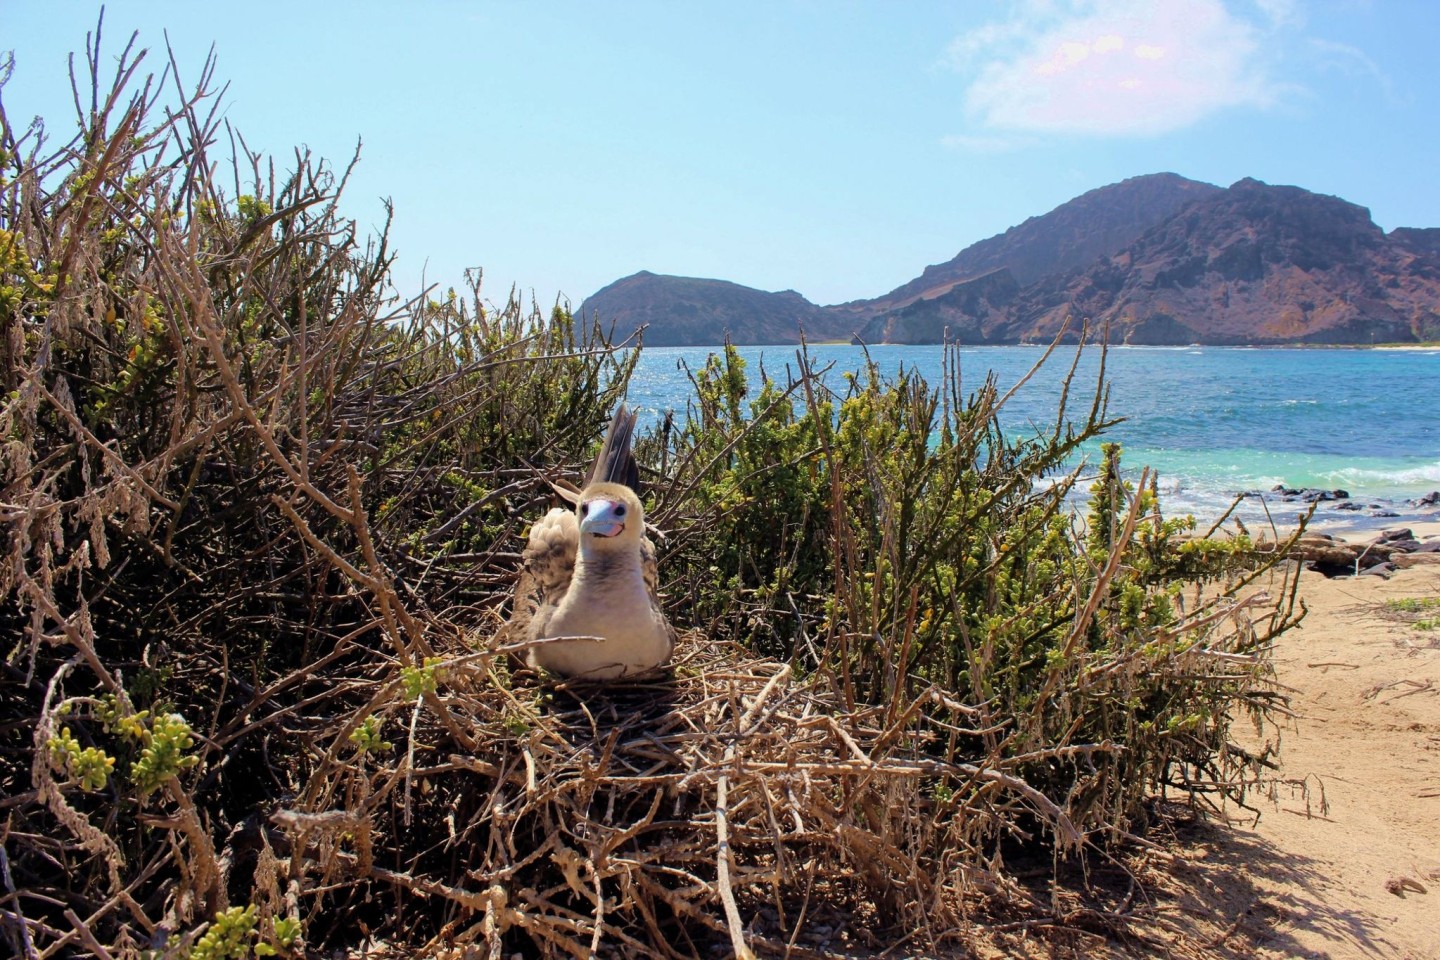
top-left (258, 631), bottom-right (1085, 959)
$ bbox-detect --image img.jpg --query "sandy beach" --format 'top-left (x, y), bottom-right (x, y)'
top-left (1130, 537), bottom-right (1440, 959)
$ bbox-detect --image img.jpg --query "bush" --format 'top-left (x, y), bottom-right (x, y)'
top-left (1, 26), bottom-right (1302, 959)
top-left (647, 345), bottom-right (1294, 833)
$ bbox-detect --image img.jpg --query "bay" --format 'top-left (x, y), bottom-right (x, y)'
top-left (627, 344), bottom-right (1440, 533)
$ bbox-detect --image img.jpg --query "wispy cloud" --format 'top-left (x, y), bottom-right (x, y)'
top-left (1254, 0), bottom-right (1304, 29)
top-left (1307, 36), bottom-right (1399, 103)
top-left (946, 0), bottom-right (1284, 138)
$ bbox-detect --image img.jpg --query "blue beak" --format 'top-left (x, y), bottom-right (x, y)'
top-left (580, 499), bottom-right (626, 538)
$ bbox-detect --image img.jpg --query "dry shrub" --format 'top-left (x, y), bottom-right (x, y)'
top-left (2, 24), bottom-right (1302, 960)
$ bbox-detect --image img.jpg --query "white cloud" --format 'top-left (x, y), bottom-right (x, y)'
top-left (948, 0), bottom-right (1283, 137)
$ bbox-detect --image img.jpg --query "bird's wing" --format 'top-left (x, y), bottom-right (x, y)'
top-left (509, 507), bottom-right (578, 643)
top-left (589, 404), bottom-right (641, 491)
top-left (523, 507), bottom-right (578, 606)
top-left (639, 533), bottom-right (677, 654)
top-left (639, 533), bottom-right (662, 604)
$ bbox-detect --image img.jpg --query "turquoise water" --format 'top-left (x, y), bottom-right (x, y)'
top-left (628, 344), bottom-right (1440, 532)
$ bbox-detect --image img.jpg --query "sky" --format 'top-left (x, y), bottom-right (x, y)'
top-left (3, 1), bottom-right (1438, 309)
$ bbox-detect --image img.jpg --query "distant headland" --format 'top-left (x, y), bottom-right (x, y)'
top-left (580, 173), bottom-right (1440, 347)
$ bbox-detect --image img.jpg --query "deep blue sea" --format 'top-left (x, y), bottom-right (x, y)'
top-left (627, 344), bottom-right (1440, 534)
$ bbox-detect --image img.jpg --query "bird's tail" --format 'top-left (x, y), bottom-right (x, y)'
top-left (589, 404), bottom-right (641, 490)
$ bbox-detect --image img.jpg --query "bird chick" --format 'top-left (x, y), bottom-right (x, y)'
top-left (512, 405), bottom-right (674, 679)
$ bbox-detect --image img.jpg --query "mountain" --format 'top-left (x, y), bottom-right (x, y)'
top-left (581, 175), bottom-right (1440, 346)
top-left (580, 271), bottom-right (846, 346)
top-left (853, 268), bottom-right (1022, 345)
top-left (992, 178), bottom-right (1440, 345)
top-left (832, 172), bottom-right (1222, 322)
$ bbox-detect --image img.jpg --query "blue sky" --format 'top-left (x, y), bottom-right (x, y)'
top-left (4, 1), bottom-right (1436, 308)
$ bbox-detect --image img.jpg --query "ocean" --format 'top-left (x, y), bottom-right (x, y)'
top-left (627, 344), bottom-right (1440, 535)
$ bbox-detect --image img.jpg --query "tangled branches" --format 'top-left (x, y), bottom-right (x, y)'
top-left (1, 22), bottom-right (1301, 960)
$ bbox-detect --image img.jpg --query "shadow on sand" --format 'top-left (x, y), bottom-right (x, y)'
top-left (1135, 816), bottom-right (1399, 960)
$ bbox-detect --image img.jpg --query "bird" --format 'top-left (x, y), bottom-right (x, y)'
top-left (509, 405), bottom-right (675, 680)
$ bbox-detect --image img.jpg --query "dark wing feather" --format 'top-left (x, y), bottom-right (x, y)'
top-left (588, 404), bottom-right (641, 491)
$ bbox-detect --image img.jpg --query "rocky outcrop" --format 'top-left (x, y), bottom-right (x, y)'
top-left (1267, 528), bottom-right (1440, 578)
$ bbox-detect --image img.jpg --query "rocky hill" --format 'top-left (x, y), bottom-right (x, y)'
top-left (582, 175), bottom-right (1440, 346)
top-left (580, 271), bottom-right (846, 346)
top-left (833, 172), bottom-right (1221, 322)
top-left (997, 178), bottom-right (1440, 345)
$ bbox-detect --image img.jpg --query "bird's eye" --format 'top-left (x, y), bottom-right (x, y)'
top-left (614, 505), bottom-right (626, 517)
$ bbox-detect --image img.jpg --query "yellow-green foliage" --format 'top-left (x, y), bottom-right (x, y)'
top-left (400, 657), bottom-right (443, 699)
top-left (259, 917), bottom-right (303, 956)
top-left (188, 905), bottom-right (258, 960)
top-left (46, 726), bottom-right (115, 791)
top-left (187, 905), bottom-right (301, 959)
top-left (348, 714), bottom-right (392, 755)
top-left (129, 712), bottom-right (199, 795)
top-left (45, 694), bottom-right (199, 798)
top-left (1385, 595), bottom-right (1440, 630)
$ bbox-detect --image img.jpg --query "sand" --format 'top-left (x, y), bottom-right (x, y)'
top-left (1135, 552), bottom-right (1440, 959)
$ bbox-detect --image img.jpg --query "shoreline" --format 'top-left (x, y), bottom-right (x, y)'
top-left (1311, 516), bottom-right (1440, 540)
top-left (645, 340), bottom-right (1440, 351)
top-left (1127, 485), bottom-right (1440, 543)
top-left (1259, 509), bottom-right (1440, 542)
top-left (1222, 508), bottom-right (1440, 542)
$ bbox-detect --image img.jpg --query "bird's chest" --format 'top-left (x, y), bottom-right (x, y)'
top-left (546, 568), bottom-right (653, 642)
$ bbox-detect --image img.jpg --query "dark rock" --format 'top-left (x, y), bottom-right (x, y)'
top-left (1372, 510), bottom-right (1400, 518)
top-left (1286, 534), bottom-right (1396, 577)
top-left (1359, 562), bottom-right (1396, 577)
top-left (1266, 486), bottom-right (1355, 504)
top-left (1379, 528), bottom-right (1415, 542)
top-left (1416, 490), bottom-right (1440, 506)
top-left (1416, 540), bottom-right (1440, 553)
top-left (1335, 501), bottom-right (1363, 511)
top-left (1298, 488), bottom-right (1349, 503)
